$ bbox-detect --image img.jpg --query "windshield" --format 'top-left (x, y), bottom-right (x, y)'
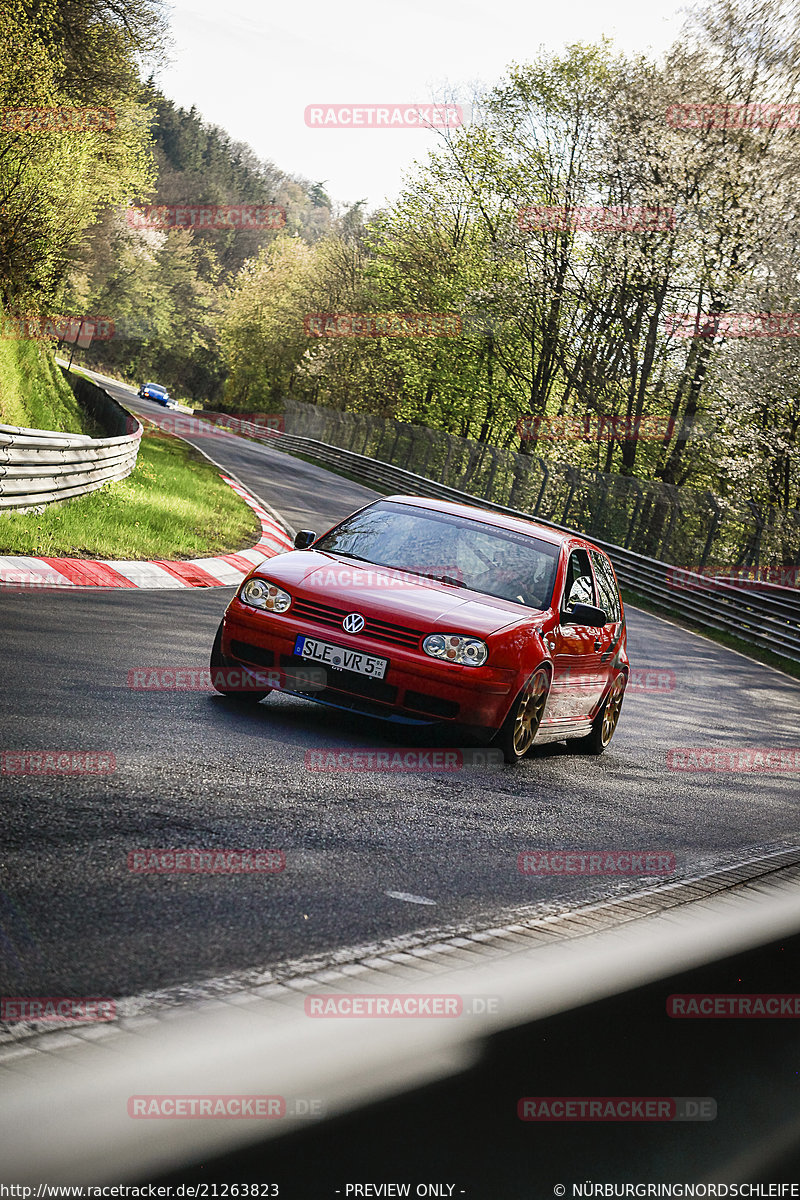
top-left (315, 500), bottom-right (560, 609)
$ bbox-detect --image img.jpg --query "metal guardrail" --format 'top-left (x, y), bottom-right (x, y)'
top-left (200, 412), bottom-right (283, 440)
top-left (278, 399), bottom-right (800, 574)
top-left (0, 372), bottom-right (142, 511)
top-left (227, 424), bottom-right (800, 664)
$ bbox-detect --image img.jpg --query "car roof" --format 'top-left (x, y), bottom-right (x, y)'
top-left (381, 494), bottom-right (571, 548)
top-left (145, 382), bottom-right (167, 389)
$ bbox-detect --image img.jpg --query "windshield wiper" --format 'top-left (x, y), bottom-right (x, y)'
top-left (418, 571), bottom-right (467, 588)
top-left (325, 551), bottom-right (379, 564)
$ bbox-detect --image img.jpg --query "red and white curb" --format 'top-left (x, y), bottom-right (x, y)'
top-left (0, 475), bottom-right (294, 589)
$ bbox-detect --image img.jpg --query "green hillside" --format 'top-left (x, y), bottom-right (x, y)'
top-left (0, 330), bottom-right (94, 434)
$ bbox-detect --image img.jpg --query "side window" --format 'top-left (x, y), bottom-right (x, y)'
top-left (591, 550), bottom-right (622, 622)
top-left (562, 549), bottom-right (595, 611)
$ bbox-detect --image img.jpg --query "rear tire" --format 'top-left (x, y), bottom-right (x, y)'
top-left (493, 667), bottom-right (550, 764)
top-left (210, 620), bottom-right (271, 703)
top-left (571, 672), bottom-right (626, 755)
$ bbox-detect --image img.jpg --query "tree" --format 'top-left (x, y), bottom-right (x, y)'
top-left (0, 0), bottom-right (159, 307)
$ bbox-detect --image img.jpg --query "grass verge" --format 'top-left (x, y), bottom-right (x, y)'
top-left (0, 427), bottom-right (261, 560)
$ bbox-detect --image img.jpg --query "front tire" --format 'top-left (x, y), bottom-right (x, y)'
top-left (210, 620), bottom-right (271, 703)
top-left (571, 672), bottom-right (626, 755)
top-left (493, 667), bottom-right (550, 764)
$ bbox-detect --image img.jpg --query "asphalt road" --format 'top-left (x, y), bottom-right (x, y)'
top-left (1, 372), bottom-right (799, 1000)
top-left (119, 379), bottom-right (380, 534)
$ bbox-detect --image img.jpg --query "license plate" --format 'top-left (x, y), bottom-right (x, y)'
top-left (294, 635), bottom-right (388, 680)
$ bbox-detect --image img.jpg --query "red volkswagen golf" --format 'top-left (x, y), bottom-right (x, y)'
top-left (210, 495), bottom-right (629, 762)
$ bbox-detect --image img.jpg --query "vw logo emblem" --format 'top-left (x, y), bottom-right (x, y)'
top-left (343, 612), bottom-right (365, 634)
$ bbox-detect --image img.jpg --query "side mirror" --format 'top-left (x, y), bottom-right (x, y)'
top-left (294, 530), bottom-right (317, 550)
top-left (563, 602), bottom-right (608, 628)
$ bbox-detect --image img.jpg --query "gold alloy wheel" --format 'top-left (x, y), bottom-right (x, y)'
top-left (601, 674), bottom-right (626, 746)
top-left (513, 670), bottom-right (549, 757)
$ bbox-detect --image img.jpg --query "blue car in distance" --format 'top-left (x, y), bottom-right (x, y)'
top-left (138, 382), bottom-right (174, 407)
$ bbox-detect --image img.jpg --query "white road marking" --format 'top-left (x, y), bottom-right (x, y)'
top-left (385, 890), bottom-right (437, 905)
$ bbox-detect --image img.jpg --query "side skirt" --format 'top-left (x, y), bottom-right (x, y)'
top-left (533, 717), bottom-right (593, 745)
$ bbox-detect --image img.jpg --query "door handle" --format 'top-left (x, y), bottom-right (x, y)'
top-left (594, 638), bottom-right (601, 651)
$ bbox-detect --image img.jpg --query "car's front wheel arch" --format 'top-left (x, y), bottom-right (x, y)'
top-left (210, 619), bottom-right (271, 704)
top-left (492, 662), bottom-right (552, 765)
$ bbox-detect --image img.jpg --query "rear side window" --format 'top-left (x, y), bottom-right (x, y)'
top-left (591, 550), bottom-right (622, 622)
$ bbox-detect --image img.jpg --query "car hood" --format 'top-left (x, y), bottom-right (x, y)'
top-left (250, 551), bottom-right (545, 637)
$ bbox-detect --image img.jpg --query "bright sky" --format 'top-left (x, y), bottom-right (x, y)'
top-left (155, 0), bottom-right (688, 211)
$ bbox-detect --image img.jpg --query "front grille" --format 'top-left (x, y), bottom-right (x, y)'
top-left (279, 654), bottom-right (398, 705)
top-left (230, 640), bottom-right (274, 668)
top-left (403, 690), bottom-right (460, 719)
top-left (291, 597), bottom-right (423, 650)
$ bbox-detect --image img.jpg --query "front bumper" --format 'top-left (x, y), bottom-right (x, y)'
top-left (221, 598), bottom-right (521, 732)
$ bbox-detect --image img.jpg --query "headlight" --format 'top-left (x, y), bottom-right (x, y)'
top-left (240, 578), bottom-right (292, 613)
top-left (423, 633), bottom-right (488, 667)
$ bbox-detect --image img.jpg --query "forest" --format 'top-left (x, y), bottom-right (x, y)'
top-left (1, 0), bottom-right (799, 516)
